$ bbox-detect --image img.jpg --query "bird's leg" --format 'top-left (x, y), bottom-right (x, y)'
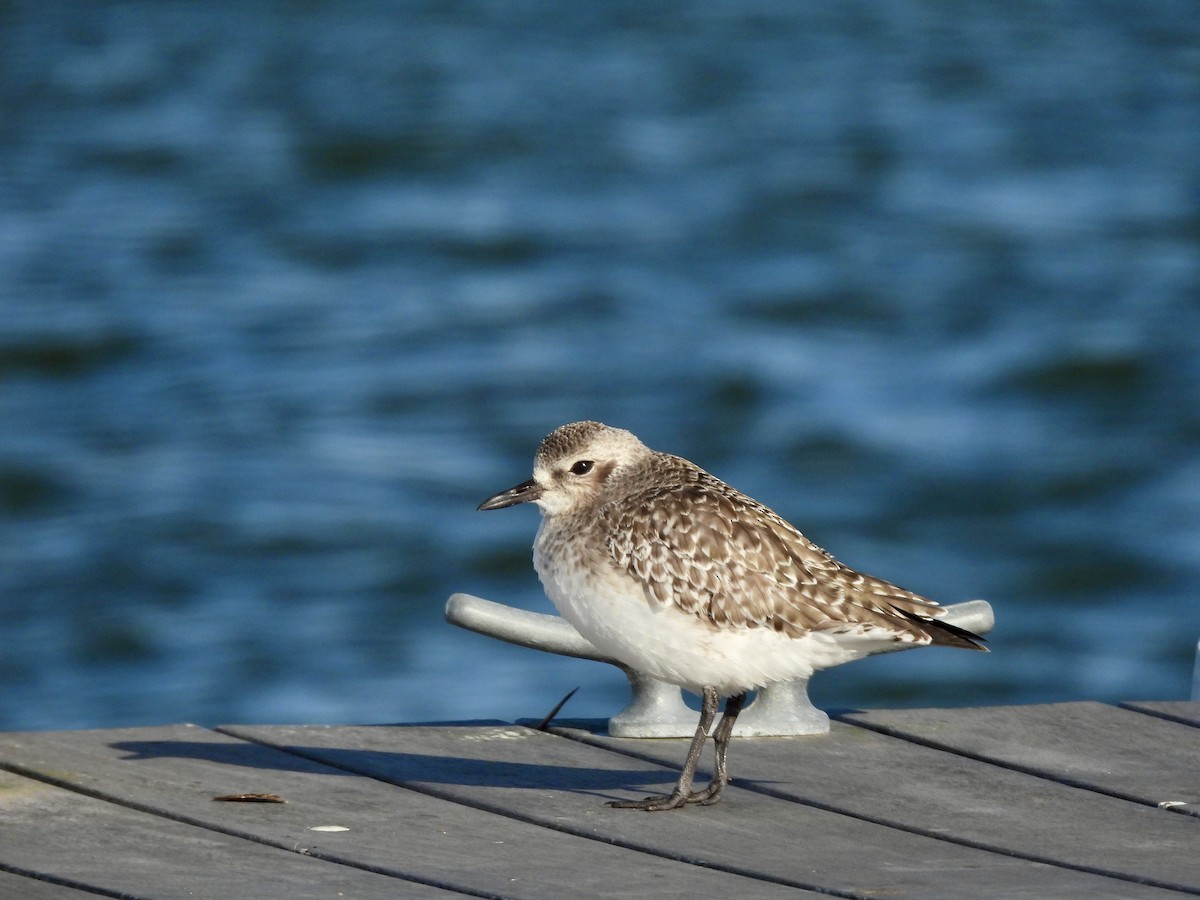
top-left (607, 685), bottom-right (720, 811)
top-left (687, 691), bottom-right (746, 805)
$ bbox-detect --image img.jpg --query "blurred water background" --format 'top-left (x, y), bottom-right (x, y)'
top-left (1, 1), bottom-right (1198, 731)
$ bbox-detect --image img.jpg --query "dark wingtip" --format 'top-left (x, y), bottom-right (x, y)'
top-left (931, 616), bottom-right (990, 652)
top-left (893, 606), bottom-right (989, 652)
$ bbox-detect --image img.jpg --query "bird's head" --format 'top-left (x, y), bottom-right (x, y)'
top-left (477, 421), bottom-right (650, 517)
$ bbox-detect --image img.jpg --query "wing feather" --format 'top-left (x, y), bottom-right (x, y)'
top-left (605, 472), bottom-right (947, 642)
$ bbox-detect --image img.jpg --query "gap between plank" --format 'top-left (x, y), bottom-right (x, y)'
top-left (831, 709), bottom-right (1200, 821)
top-left (1119, 702), bottom-right (1200, 731)
top-left (0, 861), bottom-right (142, 900)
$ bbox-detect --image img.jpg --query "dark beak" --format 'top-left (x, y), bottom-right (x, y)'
top-left (477, 478), bottom-right (543, 511)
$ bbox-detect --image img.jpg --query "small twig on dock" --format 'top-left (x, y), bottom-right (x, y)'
top-left (536, 687), bottom-right (579, 730)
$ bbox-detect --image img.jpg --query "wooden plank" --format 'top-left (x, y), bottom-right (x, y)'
top-left (1121, 700), bottom-right (1200, 729)
top-left (838, 701), bottom-right (1200, 816)
top-left (0, 767), bottom-right (456, 899)
top-left (0, 869), bottom-right (103, 899)
top-left (223, 721), bottom-right (1182, 899)
top-left (0, 724), bottom-right (809, 900)
top-left (550, 715), bottom-right (1200, 893)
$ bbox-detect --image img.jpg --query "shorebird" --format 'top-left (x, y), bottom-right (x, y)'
top-left (478, 421), bottom-right (986, 811)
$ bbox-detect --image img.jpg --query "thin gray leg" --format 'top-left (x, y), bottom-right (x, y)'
top-left (688, 692), bottom-right (747, 806)
top-left (608, 686), bottom-right (720, 811)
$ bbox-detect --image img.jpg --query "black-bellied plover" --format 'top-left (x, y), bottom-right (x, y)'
top-left (479, 421), bottom-right (986, 811)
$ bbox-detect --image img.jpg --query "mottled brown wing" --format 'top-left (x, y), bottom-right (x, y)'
top-left (605, 476), bottom-right (943, 640)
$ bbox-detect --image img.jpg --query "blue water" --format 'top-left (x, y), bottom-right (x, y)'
top-left (1, 2), bottom-right (1198, 731)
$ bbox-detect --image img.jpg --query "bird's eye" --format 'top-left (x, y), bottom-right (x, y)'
top-left (569, 460), bottom-right (594, 475)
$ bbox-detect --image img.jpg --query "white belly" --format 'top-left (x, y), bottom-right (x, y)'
top-left (533, 525), bottom-right (875, 696)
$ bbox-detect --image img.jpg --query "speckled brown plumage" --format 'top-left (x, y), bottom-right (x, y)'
top-left (604, 458), bottom-right (972, 645)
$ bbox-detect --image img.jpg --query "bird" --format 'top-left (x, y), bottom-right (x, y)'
top-left (478, 421), bottom-right (986, 811)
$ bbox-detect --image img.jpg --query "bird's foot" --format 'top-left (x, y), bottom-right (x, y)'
top-left (607, 791), bottom-right (690, 811)
top-left (607, 782), bottom-right (727, 811)
top-left (684, 779), bottom-right (727, 806)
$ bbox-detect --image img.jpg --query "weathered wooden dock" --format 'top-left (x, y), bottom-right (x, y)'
top-left (1, 700), bottom-right (1197, 898)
